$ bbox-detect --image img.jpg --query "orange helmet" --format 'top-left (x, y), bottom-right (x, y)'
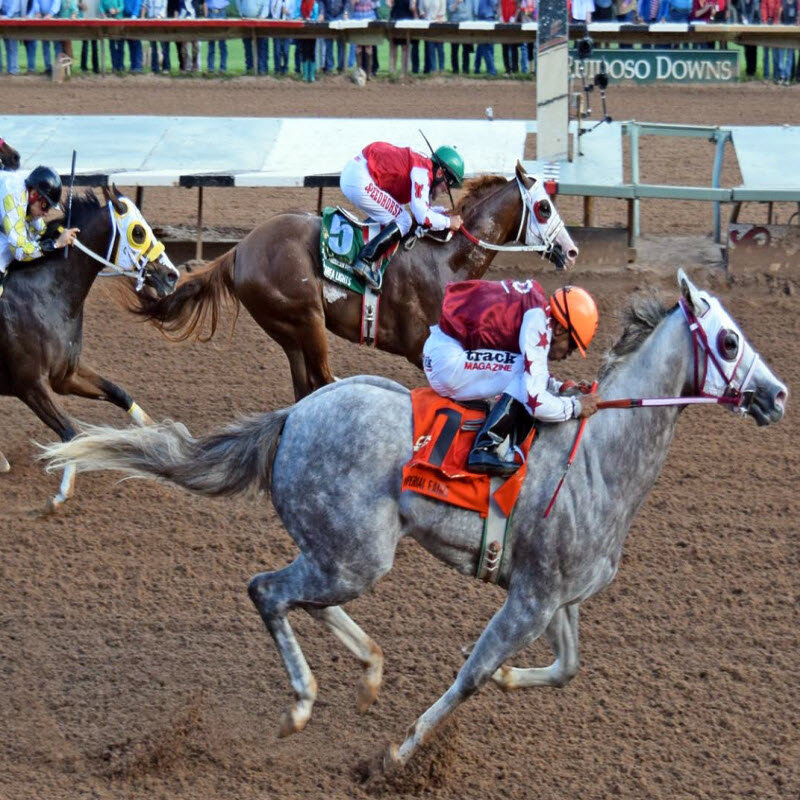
top-left (549, 286), bottom-right (598, 358)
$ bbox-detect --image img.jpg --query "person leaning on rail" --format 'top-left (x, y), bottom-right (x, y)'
top-left (0, 167), bottom-right (78, 277)
top-left (338, 140), bottom-right (464, 289)
top-left (422, 279), bottom-right (601, 477)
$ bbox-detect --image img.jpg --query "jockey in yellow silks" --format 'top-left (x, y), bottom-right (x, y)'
top-left (0, 166), bottom-right (79, 275)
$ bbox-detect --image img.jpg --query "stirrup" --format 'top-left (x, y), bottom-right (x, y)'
top-left (467, 447), bottom-right (520, 477)
top-left (354, 259), bottom-right (382, 290)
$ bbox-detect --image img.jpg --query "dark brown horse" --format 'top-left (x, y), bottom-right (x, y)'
top-left (0, 186), bottom-right (179, 510)
top-left (0, 137), bottom-right (21, 171)
top-left (136, 162), bottom-right (578, 400)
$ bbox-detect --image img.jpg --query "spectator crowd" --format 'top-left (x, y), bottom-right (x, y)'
top-left (0, 0), bottom-right (797, 83)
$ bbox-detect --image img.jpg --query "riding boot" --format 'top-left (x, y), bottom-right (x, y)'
top-left (467, 393), bottom-right (533, 477)
top-left (353, 221), bottom-right (402, 290)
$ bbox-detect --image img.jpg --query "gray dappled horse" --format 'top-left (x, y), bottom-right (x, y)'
top-left (42, 270), bottom-right (787, 766)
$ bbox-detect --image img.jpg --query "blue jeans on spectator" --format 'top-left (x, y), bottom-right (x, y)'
top-left (151, 40), bottom-right (171, 72)
top-left (273, 37), bottom-right (289, 73)
top-left (520, 42), bottom-right (534, 73)
top-left (207, 8), bottom-right (228, 72)
top-left (410, 40), bottom-right (419, 73)
top-left (244, 36), bottom-right (269, 73)
top-left (762, 47), bottom-right (780, 79)
top-left (474, 43), bottom-right (496, 75)
top-left (2, 39), bottom-right (17, 74)
top-left (127, 38), bottom-right (143, 72)
top-left (109, 39), bottom-right (124, 71)
top-left (424, 41), bottom-right (444, 73)
top-left (323, 13), bottom-right (345, 72)
top-left (25, 40), bottom-right (54, 72)
top-left (776, 49), bottom-right (794, 81)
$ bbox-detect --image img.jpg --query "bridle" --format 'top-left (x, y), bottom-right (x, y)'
top-left (678, 297), bottom-right (758, 411)
top-left (598, 300), bottom-right (758, 413)
top-left (459, 175), bottom-right (566, 258)
top-left (65, 203), bottom-right (162, 292)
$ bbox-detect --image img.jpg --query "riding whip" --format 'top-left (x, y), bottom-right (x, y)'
top-left (64, 149), bottom-right (76, 259)
top-left (418, 129), bottom-right (456, 210)
top-left (543, 380), bottom-right (598, 519)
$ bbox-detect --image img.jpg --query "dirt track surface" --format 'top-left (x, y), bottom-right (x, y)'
top-left (0, 78), bottom-right (798, 800)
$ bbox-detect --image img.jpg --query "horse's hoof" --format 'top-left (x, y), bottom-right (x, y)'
top-left (382, 743), bottom-right (401, 774)
top-left (356, 648), bottom-right (383, 712)
top-left (43, 496), bottom-right (62, 515)
top-left (356, 676), bottom-right (380, 713)
top-left (277, 703), bottom-right (311, 739)
top-left (0, 455), bottom-right (10, 473)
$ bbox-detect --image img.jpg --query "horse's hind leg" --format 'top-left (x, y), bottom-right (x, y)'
top-left (248, 554), bottom-right (371, 737)
top-left (299, 314), bottom-right (336, 394)
top-left (21, 380), bottom-right (77, 511)
top-left (491, 603), bottom-right (580, 690)
top-left (60, 362), bottom-right (153, 425)
top-left (307, 606), bottom-right (384, 712)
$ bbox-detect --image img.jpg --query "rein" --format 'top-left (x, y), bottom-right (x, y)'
top-left (59, 202), bottom-right (147, 290)
top-left (543, 299), bottom-right (758, 515)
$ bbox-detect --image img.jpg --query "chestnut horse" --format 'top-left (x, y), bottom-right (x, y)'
top-left (136, 162), bottom-right (579, 400)
top-left (0, 137), bottom-right (21, 171)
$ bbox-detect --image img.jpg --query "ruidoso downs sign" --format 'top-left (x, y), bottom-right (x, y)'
top-left (569, 49), bottom-right (739, 83)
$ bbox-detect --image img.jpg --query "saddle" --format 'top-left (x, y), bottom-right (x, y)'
top-left (319, 207), bottom-right (401, 295)
top-left (319, 207), bottom-right (453, 295)
top-left (402, 388), bottom-right (535, 519)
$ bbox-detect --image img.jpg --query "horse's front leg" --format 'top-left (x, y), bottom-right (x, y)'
top-left (21, 380), bottom-right (78, 512)
top-left (388, 593), bottom-right (555, 768)
top-left (491, 603), bottom-right (580, 690)
top-left (61, 362), bottom-right (153, 426)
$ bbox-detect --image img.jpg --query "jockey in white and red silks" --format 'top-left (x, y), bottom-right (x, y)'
top-left (339, 141), bottom-right (465, 289)
top-left (423, 278), bottom-right (602, 476)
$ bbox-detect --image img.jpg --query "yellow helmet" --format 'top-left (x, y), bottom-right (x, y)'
top-left (549, 286), bottom-right (598, 358)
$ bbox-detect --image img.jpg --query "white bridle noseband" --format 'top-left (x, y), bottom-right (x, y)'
top-left (72, 202), bottom-right (170, 292)
top-left (458, 175), bottom-right (566, 256)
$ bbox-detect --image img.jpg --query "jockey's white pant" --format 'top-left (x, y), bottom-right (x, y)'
top-left (339, 155), bottom-right (413, 236)
top-left (423, 325), bottom-right (529, 407)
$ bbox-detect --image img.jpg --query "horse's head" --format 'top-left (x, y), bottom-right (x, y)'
top-left (515, 161), bottom-right (579, 271)
top-left (678, 269), bottom-right (788, 426)
top-left (0, 138), bottom-right (21, 171)
top-left (102, 185), bottom-right (179, 297)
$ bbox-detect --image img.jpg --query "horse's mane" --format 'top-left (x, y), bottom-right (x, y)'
top-left (599, 294), bottom-right (675, 380)
top-left (44, 191), bottom-right (104, 238)
top-left (456, 175), bottom-right (508, 215)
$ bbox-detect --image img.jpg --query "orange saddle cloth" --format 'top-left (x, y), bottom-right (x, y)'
top-left (402, 388), bottom-right (535, 518)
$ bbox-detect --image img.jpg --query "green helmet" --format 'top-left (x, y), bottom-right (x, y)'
top-left (433, 146), bottom-right (464, 188)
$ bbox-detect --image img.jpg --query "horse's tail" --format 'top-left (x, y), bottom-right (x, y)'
top-left (40, 409), bottom-right (290, 499)
top-left (131, 248), bottom-right (239, 342)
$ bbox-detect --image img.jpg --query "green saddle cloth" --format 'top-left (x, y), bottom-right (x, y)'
top-left (319, 207), bottom-right (397, 295)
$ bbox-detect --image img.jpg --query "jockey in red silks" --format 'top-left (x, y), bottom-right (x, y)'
top-left (339, 141), bottom-right (465, 289)
top-left (423, 278), bottom-right (602, 476)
